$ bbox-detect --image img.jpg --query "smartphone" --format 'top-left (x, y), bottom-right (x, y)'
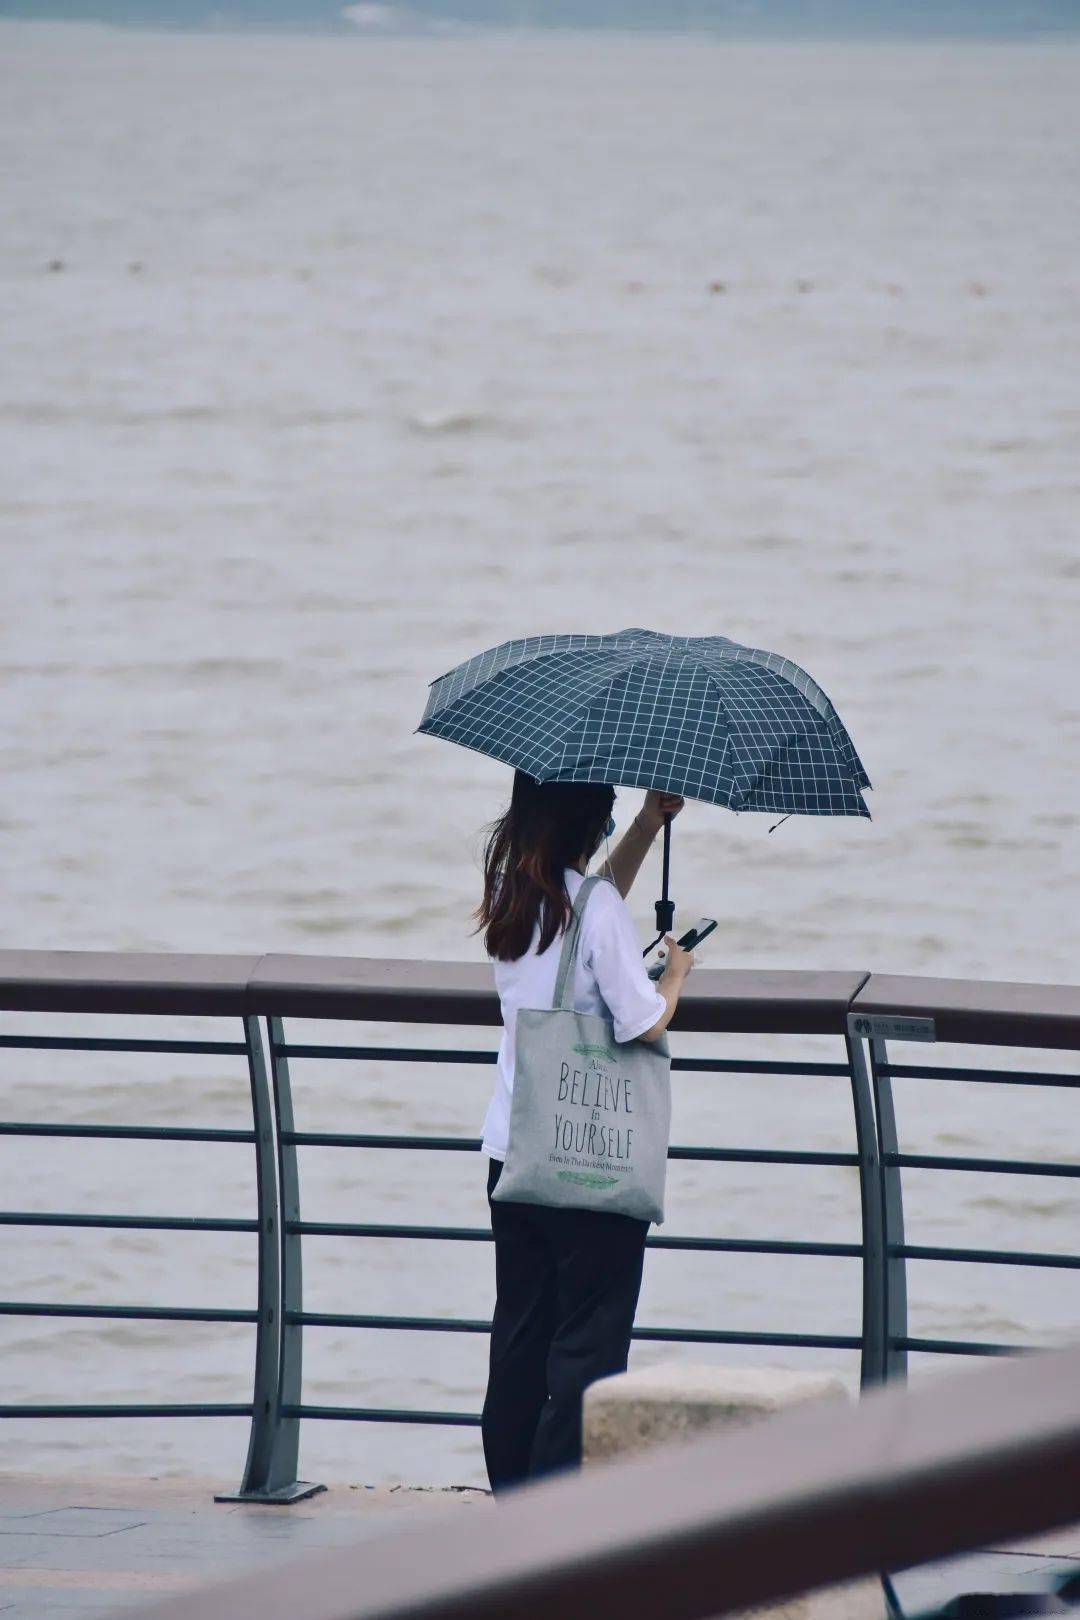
top-left (677, 918), bottom-right (718, 951)
top-left (647, 918), bottom-right (717, 978)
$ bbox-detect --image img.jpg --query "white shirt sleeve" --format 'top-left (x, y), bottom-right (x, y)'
top-left (581, 882), bottom-right (667, 1043)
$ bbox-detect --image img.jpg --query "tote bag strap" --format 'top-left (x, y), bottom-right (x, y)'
top-left (552, 874), bottom-right (609, 1012)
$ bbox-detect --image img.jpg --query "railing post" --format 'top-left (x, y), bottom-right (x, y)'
top-left (216, 1013), bottom-right (323, 1503)
top-left (845, 1020), bottom-right (886, 1388)
top-left (268, 1012), bottom-right (308, 1487)
top-left (869, 1035), bottom-right (909, 1384)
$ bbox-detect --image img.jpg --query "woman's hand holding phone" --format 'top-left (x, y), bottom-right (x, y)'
top-left (641, 935), bottom-right (694, 1040)
top-left (647, 918), bottom-right (715, 980)
top-left (658, 934), bottom-right (694, 984)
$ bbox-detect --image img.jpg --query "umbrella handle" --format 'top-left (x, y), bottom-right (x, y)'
top-left (643, 813), bottom-right (674, 957)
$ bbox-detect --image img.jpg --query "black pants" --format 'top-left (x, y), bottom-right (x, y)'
top-left (481, 1156), bottom-right (648, 1494)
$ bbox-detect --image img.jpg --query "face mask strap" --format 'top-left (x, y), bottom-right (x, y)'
top-left (597, 808), bottom-right (615, 874)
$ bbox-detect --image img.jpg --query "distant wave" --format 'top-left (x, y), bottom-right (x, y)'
top-left (405, 409), bottom-right (520, 437)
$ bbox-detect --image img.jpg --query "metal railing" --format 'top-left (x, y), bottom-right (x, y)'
top-left (0, 949), bottom-right (1077, 1501)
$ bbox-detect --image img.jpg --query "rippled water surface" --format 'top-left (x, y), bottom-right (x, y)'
top-left (1, 21), bottom-right (1079, 1487)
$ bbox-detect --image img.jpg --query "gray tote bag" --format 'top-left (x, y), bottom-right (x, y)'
top-left (491, 875), bottom-right (672, 1226)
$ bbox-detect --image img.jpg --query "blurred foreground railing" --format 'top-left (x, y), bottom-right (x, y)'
top-left (133, 1339), bottom-right (1080, 1620)
top-left (0, 949), bottom-right (1077, 1502)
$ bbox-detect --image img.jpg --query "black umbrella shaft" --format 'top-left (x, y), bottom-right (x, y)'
top-left (654, 812), bottom-right (674, 940)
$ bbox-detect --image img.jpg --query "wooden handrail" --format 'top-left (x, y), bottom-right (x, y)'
top-left (0, 949), bottom-right (1076, 1044)
top-left (852, 971), bottom-right (1080, 1050)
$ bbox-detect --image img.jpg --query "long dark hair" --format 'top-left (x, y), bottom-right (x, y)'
top-left (477, 771), bottom-right (615, 962)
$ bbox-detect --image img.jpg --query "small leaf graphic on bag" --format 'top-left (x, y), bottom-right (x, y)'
top-left (572, 1041), bottom-right (619, 1065)
top-left (557, 1170), bottom-right (619, 1189)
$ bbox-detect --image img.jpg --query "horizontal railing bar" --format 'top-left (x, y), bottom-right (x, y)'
top-left (293, 1220), bottom-right (493, 1242)
top-left (880, 1063), bottom-right (1080, 1089)
top-left (897, 1244), bottom-right (1080, 1270)
top-left (658, 1235), bottom-right (861, 1256)
top-left (277, 1043), bottom-right (496, 1064)
top-left (281, 1131), bottom-right (857, 1167)
top-left (896, 1338), bottom-right (1028, 1356)
top-left (0, 1120), bottom-right (855, 1168)
top-left (888, 1152), bottom-right (1080, 1178)
top-left (0, 1034), bottom-right (246, 1054)
top-left (283, 1404), bottom-right (481, 1427)
top-left (669, 1147), bottom-right (857, 1166)
top-left (0, 1307), bottom-right (861, 1346)
top-left (293, 1311), bottom-right (861, 1350)
top-left (276, 1042), bottom-right (849, 1078)
top-left (0, 1403), bottom-right (253, 1418)
top-left (0, 1301), bottom-right (256, 1323)
top-left (679, 1059), bottom-right (850, 1076)
top-left (0, 1211), bottom-right (257, 1232)
top-left (633, 1326), bottom-right (862, 1349)
top-left (285, 1132), bottom-right (482, 1151)
top-left (298, 1311), bottom-right (490, 1333)
top-left (0, 1303), bottom-right (1039, 1343)
top-left (0, 1122), bottom-right (254, 1144)
top-left (289, 1221), bottom-right (860, 1257)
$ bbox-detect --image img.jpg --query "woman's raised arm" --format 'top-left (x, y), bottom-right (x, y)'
top-left (599, 790), bottom-right (684, 897)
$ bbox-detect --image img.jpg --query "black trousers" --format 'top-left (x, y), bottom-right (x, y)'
top-left (481, 1155), bottom-right (648, 1494)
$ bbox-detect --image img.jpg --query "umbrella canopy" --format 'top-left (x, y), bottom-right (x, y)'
top-left (418, 627), bottom-right (871, 819)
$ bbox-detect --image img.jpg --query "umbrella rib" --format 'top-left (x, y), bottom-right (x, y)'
top-left (668, 665), bottom-right (728, 802)
top-left (695, 663), bottom-right (810, 804)
top-left (535, 645), bottom-right (654, 780)
top-left (590, 646), bottom-right (675, 785)
top-left (702, 642), bottom-right (869, 787)
top-left (429, 645), bottom-right (643, 780)
top-left (554, 646), bottom-right (694, 787)
top-left (422, 635), bottom-right (598, 715)
top-left (703, 674), bottom-right (866, 812)
top-left (425, 630), bottom-right (658, 717)
top-left (548, 650), bottom-right (659, 783)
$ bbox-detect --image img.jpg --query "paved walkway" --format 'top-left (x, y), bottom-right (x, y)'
top-left (1, 1473), bottom-right (1078, 1617)
top-left (0, 1474), bottom-right (488, 1618)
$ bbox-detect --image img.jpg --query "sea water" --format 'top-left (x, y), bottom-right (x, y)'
top-left (1, 21), bottom-right (1078, 1486)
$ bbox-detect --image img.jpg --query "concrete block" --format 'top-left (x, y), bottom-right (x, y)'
top-left (582, 1362), bottom-right (884, 1620)
top-left (582, 1363), bottom-right (848, 1462)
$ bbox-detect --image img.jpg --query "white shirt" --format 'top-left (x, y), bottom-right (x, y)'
top-left (481, 868), bottom-right (667, 1161)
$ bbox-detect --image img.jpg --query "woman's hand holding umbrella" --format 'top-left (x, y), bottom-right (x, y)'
top-left (637, 790), bottom-right (686, 838)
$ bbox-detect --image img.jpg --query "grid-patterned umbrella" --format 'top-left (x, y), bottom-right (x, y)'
top-left (419, 629), bottom-right (871, 946)
top-left (419, 627), bottom-right (871, 818)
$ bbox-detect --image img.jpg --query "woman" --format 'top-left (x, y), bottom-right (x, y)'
top-left (476, 770), bottom-right (695, 1493)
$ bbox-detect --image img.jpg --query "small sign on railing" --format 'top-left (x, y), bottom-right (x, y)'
top-left (849, 1013), bottom-right (937, 1043)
